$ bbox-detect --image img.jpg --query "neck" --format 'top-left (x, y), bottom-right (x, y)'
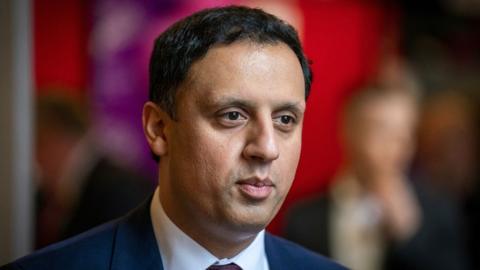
top-left (157, 187), bottom-right (259, 258)
top-left (182, 223), bottom-right (256, 258)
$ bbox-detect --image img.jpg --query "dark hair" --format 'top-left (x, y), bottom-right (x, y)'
top-left (149, 5), bottom-right (312, 118)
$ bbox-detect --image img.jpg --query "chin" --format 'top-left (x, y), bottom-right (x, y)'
top-left (220, 199), bottom-right (281, 232)
top-left (227, 211), bottom-right (274, 233)
top-left (230, 220), bottom-right (268, 236)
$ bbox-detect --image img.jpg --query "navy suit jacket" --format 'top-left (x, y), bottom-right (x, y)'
top-left (2, 197), bottom-right (346, 270)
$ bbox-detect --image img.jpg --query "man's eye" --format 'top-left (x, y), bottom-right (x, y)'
top-left (276, 115), bottom-right (295, 125)
top-left (217, 110), bottom-right (247, 127)
top-left (226, 111), bottom-right (241, 120)
top-left (280, 115), bottom-right (294, 125)
top-left (273, 114), bottom-right (297, 131)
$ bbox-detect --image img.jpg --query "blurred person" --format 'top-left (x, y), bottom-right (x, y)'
top-left (415, 90), bottom-right (480, 269)
top-left (285, 86), bottom-right (469, 270)
top-left (34, 93), bottom-right (153, 248)
top-left (416, 91), bottom-right (477, 200)
top-left (1, 6), bottom-right (347, 270)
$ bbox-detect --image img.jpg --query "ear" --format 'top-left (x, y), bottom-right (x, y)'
top-left (142, 101), bottom-right (170, 157)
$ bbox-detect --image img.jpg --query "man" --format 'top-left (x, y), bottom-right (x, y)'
top-left (34, 94), bottom-right (152, 247)
top-left (1, 6), bottom-right (346, 270)
top-left (285, 86), bottom-right (469, 270)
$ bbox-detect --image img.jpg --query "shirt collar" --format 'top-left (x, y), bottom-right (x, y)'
top-left (150, 187), bottom-right (268, 270)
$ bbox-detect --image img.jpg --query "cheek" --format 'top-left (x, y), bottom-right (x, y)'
top-left (175, 127), bottom-right (239, 191)
top-left (275, 136), bottom-right (302, 189)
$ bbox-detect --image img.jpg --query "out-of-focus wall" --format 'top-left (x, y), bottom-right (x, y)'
top-left (34, 0), bottom-right (88, 96)
top-left (0, 0), bottom-right (34, 264)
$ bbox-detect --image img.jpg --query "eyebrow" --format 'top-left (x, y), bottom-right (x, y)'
top-left (210, 97), bottom-right (255, 109)
top-left (277, 102), bottom-right (306, 116)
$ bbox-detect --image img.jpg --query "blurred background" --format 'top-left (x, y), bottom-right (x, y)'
top-left (1, 0), bottom-right (479, 268)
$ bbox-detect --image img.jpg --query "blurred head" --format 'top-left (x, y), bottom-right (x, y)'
top-left (342, 86), bottom-right (418, 180)
top-left (417, 91), bottom-right (478, 197)
top-left (143, 6), bottom-right (308, 252)
top-left (35, 94), bottom-right (88, 190)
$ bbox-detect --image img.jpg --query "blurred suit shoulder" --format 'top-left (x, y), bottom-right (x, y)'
top-left (284, 195), bottom-right (331, 257)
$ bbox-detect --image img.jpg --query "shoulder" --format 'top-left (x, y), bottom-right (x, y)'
top-left (5, 220), bottom-right (120, 270)
top-left (283, 195), bottom-right (330, 247)
top-left (265, 233), bottom-right (347, 270)
top-left (84, 157), bottom-right (153, 200)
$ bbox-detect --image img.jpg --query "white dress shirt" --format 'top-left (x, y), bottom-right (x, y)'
top-left (150, 187), bottom-right (270, 270)
top-left (330, 175), bottom-right (384, 270)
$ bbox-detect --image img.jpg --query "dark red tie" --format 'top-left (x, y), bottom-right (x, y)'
top-left (207, 262), bottom-right (242, 270)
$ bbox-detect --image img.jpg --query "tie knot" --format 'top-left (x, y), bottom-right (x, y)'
top-left (207, 262), bottom-right (242, 270)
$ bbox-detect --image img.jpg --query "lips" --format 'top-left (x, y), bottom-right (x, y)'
top-left (236, 177), bottom-right (274, 200)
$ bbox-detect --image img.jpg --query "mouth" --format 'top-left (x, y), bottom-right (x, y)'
top-left (236, 177), bottom-right (274, 201)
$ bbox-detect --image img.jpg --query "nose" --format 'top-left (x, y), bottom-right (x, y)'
top-left (243, 118), bottom-right (280, 162)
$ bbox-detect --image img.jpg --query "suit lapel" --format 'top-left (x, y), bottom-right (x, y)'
top-left (110, 196), bottom-right (164, 270)
top-left (265, 233), bottom-right (296, 270)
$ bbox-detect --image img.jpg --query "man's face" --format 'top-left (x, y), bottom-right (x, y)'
top-left (159, 42), bottom-right (305, 238)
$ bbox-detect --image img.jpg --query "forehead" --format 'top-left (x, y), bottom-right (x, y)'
top-left (178, 41), bottom-right (305, 107)
top-left (358, 96), bottom-right (417, 132)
